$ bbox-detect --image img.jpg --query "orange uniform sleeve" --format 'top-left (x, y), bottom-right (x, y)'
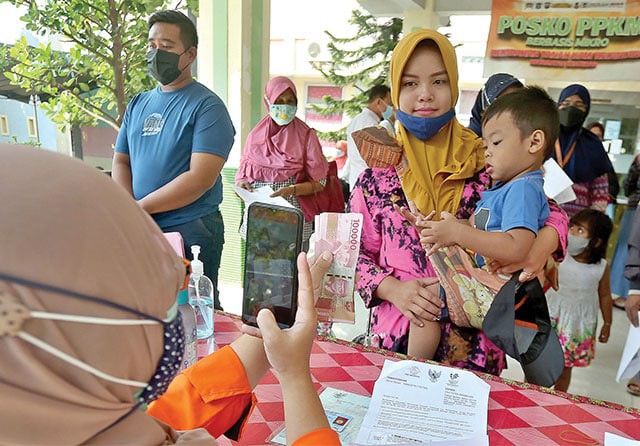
top-left (147, 345), bottom-right (257, 439)
top-left (292, 427), bottom-right (341, 445)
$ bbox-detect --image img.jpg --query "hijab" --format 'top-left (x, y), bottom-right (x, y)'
top-left (390, 29), bottom-right (485, 217)
top-left (236, 76), bottom-right (328, 184)
top-left (0, 145), bottom-right (213, 444)
top-left (555, 84), bottom-right (612, 183)
top-left (468, 73), bottom-right (523, 137)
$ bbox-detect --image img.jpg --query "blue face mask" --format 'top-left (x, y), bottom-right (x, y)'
top-left (382, 104), bottom-right (394, 120)
top-left (269, 104), bottom-right (297, 126)
top-left (0, 271), bottom-right (184, 405)
top-left (396, 108), bottom-right (456, 141)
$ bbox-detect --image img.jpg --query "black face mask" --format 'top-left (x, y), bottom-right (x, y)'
top-left (559, 106), bottom-right (586, 129)
top-left (147, 48), bottom-right (187, 85)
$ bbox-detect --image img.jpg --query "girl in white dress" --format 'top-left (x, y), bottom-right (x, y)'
top-left (546, 209), bottom-right (613, 392)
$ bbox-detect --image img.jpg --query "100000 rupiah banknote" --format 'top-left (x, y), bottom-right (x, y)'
top-left (314, 212), bottom-right (363, 324)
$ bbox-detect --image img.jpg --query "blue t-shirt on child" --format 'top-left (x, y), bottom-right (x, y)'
top-left (474, 170), bottom-right (549, 235)
top-left (115, 81), bottom-right (235, 229)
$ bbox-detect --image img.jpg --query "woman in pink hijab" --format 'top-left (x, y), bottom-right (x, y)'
top-left (236, 76), bottom-right (329, 243)
top-left (0, 145), bottom-right (339, 445)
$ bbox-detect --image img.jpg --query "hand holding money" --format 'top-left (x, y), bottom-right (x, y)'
top-left (313, 212), bottom-right (364, 324)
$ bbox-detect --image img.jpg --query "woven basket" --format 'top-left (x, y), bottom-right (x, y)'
top-left (352, 126), bottom-right (402, 168)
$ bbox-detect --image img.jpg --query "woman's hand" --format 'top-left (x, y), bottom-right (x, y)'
top-left (487, 258), bottom-right (547, 285)
top-left (237, 180), bottom-right (254, 192)
top-left (257, 253), bottom-right (319, 377)
top-left (310, 251), bottom-right (333, 303)
top-left (235, 252), bottom-right (332, 388)
top-left (271, 185), bottom-right (296, 198)
top-left (241, 251), bottom-right (333, 337)
top-left (394, 205), bottom-right (436, 251)
top-left (626, 294), bottom-right (640, 327)
top-left (255, 252), bottom-right (335, 444)
top-left (488, 225), bottom-right (559, 284)
top-left (377, 276), bottom-right (442, 327)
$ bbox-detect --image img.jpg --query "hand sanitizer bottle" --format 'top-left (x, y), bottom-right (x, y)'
top-left (177, 289), bottom-right (197, 370)
top-left (188, 245), bottom-right (215, 339)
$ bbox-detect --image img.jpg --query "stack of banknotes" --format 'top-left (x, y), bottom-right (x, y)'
top-left (314, 212), bottom-right (363, 324)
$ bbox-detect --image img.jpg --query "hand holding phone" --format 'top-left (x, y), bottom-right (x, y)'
top-left (242, 202), bottom-right (304, 328)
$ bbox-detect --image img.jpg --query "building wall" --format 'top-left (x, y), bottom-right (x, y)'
top-left (81, 125), bottom-right (118, 171)
top-left (0, 97), bottom-right (58, 151)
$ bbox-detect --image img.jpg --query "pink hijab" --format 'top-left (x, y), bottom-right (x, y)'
top-left (236, 76), bottom-right (328, 183)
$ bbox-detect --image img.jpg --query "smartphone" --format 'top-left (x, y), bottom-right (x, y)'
top-left (242, 202), bottom-right (304, 329)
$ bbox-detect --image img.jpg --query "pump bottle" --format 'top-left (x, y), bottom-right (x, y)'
top-left (177, 289), bottom-right (197, 370)
top-left (188, 245), bottom-right (215, 339)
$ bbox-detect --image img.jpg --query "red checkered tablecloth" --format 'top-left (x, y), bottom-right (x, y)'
top-left (205, 313), bottom-right (640, 445)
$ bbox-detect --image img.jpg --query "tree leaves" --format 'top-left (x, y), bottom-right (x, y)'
top-left (312, 10), bottom-right (402, 141)
top-left (0, 0), bottom-right (194, 130)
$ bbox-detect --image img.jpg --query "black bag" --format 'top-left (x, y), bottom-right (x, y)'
top-left (482, 275), bottom-right (564, 388)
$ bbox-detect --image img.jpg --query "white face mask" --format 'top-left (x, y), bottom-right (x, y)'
top-left (567, 234), bottom-right (590, 256)
top-left (0, 271), bottom-right (180, 404)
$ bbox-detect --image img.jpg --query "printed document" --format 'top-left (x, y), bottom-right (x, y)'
top-left (270, 387), bottom-right (371, 445)
top-left (355, 360), bottom-right (490, 445)
top-left (543, 158), bottom-right (576, 204)
top-left (616, 320), bottom-right (640, 382)
top-left (232, 185), bottom-right (292, 208)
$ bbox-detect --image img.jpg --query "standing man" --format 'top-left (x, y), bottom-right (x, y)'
top-left (345, 85), bottom-right (393, 189)
top-left (113, 10), bottom-right (235, 310)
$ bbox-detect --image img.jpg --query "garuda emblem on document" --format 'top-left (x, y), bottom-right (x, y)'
top-left (428, 368), bottom-right (442, 383)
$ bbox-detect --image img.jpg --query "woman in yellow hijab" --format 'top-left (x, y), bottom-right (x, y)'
top-left (350, 29), bottom-right (568, 373)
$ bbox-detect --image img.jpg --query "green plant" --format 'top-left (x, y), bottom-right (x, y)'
top-left (312, 10), bottom-right (402, 141)
top-left (0, 0), bottom-right (198, 131)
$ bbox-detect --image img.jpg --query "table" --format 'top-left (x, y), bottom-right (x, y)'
top-left (207, 313), bottom-right (640, 445)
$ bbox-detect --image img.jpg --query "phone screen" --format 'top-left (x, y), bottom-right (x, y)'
top-left (242, 203), bottom-right (303, 328)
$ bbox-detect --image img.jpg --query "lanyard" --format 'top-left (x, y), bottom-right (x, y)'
top-left (555, 129), bottom-right (582, 168)
top-left (555, 139), bottom-right (578, 169)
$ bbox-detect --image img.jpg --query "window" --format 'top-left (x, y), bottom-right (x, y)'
top-left (0, 116), bottom-right (9, 135)
top-left (27, 117), bottom-right (37, 138)
top-left (304, 85), bottom-right (343, 128)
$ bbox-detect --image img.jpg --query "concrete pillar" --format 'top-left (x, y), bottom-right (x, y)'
top-left (197, 0), bottom-right (271, 288)
top-left (402, 0), bottom-right (439, 33)
top-left (198, 0), bottom-right (270, 167)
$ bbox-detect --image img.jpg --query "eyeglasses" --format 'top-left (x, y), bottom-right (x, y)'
top-left (559, 99), bottom-right (586, 111)
top-left (181, 258), bottom-right (191, 290)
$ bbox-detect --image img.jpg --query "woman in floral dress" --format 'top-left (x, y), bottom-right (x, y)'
top-left (350, 29), bottom-right (569, 375)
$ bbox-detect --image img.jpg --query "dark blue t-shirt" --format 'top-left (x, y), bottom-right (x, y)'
top-left (474, 170), bottom-right (549, 234)
top-left (115, 82), bottom-right (235, 229)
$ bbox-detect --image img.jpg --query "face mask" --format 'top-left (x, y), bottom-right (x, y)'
top-left (381, 104), bottom-right (394, 120)
top-left (396, 108), bottom-right (456, 141)
top-left (147, 48), bottom-right (188, 86)
top-left (567, 234), bottom-right (590, 256)
top-left (0, 271), bottom-right (184, 405)
top-left (269, 104), bottom-right (297, 126)
top-left (559, 106), bottom-right (586, 129)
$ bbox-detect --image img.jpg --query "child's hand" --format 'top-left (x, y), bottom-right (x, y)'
top-left (394, 205), bottom-right (436, 251)
top-left (394, 205), bottom-right (435, 227)
top-left (420, 211), bottom-right (460, 255)
top-left (598, 323), bottom-right (611, 343)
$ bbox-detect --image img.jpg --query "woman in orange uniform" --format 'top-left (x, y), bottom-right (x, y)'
top-left (0, 144), bottom-right (339, 445)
